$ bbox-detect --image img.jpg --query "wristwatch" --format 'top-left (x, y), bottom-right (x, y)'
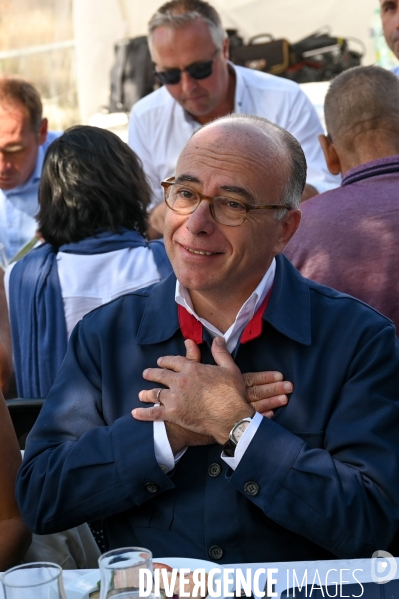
top-left (222, 416), bottom-right (253, 457)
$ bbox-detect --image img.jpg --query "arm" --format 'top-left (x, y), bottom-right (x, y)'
top-left (134, 328), bottom-right (399, 557)
top-left (0, 392), bottom-right (31, 569)
top-left (128, 108), bottom-right (164, 210)
top-left (0, 269), bottom-right (12, 395)
top-left (16, 320), bottom-right (176, 535)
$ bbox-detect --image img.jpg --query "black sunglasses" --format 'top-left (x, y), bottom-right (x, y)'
top-left (153, 50), bottom-right (219, 85)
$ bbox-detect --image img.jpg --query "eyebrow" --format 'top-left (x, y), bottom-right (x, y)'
top-left (174, 175), bottom-right (254, 201)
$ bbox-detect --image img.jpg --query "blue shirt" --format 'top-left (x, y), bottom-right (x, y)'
top-left (0, 131), bottom-right (61, 260)
top-left (392, 65), bottom-right (399, 76)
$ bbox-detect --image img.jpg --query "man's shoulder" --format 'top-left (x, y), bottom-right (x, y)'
top-left (79, 275), bottom-right (176, 335)
top-left (305, 269), bottom-right (395, 327)
top-left (236, 64), bottom-right (303, 96)
top-left (130, 86), bottom-right (174, 119)
top-left (280, 254), bottom-right (395, 329)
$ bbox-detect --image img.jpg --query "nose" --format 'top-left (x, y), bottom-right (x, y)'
top-left (0, 152), bottom-right (9, 174)
top-left (185, 199), bottom-right (215, 236)
top-left (180, 70), bottom-right (199, 94)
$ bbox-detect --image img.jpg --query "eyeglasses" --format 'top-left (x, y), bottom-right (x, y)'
top-left (161, 177), bottom-right (289, 227)
top-left (153, 50), bottom-right (220, 85)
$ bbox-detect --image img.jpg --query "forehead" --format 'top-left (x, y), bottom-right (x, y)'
top-left (151, 19), bottom-right (216, 66)
top-left (0, 102), bottom-right (32, 140)
top-left (176, 124), bottom-right (288, 200)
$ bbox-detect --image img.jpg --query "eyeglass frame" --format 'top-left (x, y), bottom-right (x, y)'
top-left (153, 49), bottom-right (220, 86)
top-left (161, 177), bottom-right (290, 227)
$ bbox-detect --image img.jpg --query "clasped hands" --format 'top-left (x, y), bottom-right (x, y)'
top-left (132, 337), bottom-right (293, 454)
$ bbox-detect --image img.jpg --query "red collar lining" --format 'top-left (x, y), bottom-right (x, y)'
top-left (177, 286), bottom-right (272, 345)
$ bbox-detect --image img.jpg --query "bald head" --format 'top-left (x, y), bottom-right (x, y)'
top-left (324, 66), bottom-right (399, 150)
top-left (184, 114), bottom-right (307, 211)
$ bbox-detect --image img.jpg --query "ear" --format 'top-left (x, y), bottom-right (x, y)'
top-left (273, 209), bottom-right (302, 255)
top-left (222, 35), bottom-right (230, 60)
top-left (318, 134), bottom-right (341, 175)
top-left (38, 118), bottom-right (48, 146)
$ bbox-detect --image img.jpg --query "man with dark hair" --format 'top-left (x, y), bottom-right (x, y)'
top-left (380, 0), bottom-right (399, 75)
top-left (128, 0), bottom-right (339, 237)
top-left (17, 114), bottom-right (399, 563)
top-left (0, 77), bottom-right (60, 260)
top-left (285, 65), bottom-right (399, 332)
top-left (5, 125), bottom-right (172, 399)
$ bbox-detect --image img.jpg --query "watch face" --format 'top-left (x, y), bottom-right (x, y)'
top-left (232, 420), bottom-right (251, 443)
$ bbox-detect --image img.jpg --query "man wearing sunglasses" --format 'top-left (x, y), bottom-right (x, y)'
top-left (128, 0), bottom-right (339, 238)
top-left (18, 113), bottom-right (399, 562)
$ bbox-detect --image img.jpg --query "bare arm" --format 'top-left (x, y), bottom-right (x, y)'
top-left (0, 270), bottom-right (12, 395)
top-left (0, 392), bottom-right (31, 569)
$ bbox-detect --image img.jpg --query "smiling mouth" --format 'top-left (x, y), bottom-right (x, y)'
top-left (182, 245), bottom-right (219, 256)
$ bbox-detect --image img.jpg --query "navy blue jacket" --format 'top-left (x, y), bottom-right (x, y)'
top-left (17, 255), bottom-right (399, 563)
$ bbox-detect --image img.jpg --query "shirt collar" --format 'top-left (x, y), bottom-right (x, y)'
top-left (135, 254), bottom-right (311, 346)
top-left (341, 155), bottom-right (399, 187)
top-left (174, 258), bottom-right (276, 352)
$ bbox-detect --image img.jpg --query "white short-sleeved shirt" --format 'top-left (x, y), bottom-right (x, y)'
top-left (128, 64), bottom-right (340, 209)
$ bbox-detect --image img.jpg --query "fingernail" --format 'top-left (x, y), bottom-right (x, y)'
top-left (278, 395), bottom-right (288, 404)
top-left (143, 369), bottom-right (148, 376)
top-left (284, 382), bottom-right (293, 392)
top-left (273, 372), bottom-right (283, 381)
top-left (215, 337), bottom-right (225, 346)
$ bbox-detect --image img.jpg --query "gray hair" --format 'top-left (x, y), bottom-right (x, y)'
top-left (148, 0), bottom-right (227, 54)
top-left (324, 65), bottom-right (399, 145)
top-left (197, 113), bottom-right (306, 219)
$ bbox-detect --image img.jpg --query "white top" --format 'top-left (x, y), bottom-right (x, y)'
top-left (5, 246), bottom-right (162, 338)
top-left (154, 259), bottom-right (276, 473)
top-left (128, 64), bottom-right (339, 209)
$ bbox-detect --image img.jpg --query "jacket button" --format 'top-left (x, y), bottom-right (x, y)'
top-left (208, 463), bottom-right (222, 477)
top-left (145, 482), bottom-right (159, 494)
top-left (209, 545), bottom-right (223, 560)
top-left (244, 481), bottom-right (259, 496)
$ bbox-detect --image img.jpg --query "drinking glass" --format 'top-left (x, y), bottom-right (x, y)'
top-left (1, 561), bottom-right (66, 599)
top-left (99, 547), bottom-right (154, 599)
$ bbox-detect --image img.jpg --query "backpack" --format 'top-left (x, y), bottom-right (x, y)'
top-left (109, 36), bottom-right (156, 112)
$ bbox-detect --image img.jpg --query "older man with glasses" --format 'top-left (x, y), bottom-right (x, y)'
top-left (128, 0), bottom-right (339, 238)
top-left (17, 113), bottom-right (399, 563)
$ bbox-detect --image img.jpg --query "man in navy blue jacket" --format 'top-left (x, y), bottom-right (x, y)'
top-left (17, 114), bottom-right (399, 563)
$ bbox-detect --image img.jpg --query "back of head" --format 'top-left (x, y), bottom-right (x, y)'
top-left (324, 65), bottom-right (399, 150)
top-left (37, 126), bottom-right (151, 249)
top-left (148, 0), bottom-right (226, 50)
top-left (0, 77), bottom-right (43, 135)
top-left (192, 113), bottom-right (307, 213)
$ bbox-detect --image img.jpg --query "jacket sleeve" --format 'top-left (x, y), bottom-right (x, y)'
top-left (227, 322), bottom-right (399, 558)
top-left (16, 319), bottom-right (175, 535)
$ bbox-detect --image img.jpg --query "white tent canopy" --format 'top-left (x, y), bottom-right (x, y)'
top-left (73, 0), bottom-right (384, 123)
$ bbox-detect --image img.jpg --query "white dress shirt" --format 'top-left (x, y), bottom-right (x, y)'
top-left (154, 259), bottom-right (276, 472)
top-left (128, 64), bottom-right (339, 209)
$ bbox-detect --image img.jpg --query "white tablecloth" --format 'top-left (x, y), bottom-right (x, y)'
top-left (2, 558), bottom-right (399, 598)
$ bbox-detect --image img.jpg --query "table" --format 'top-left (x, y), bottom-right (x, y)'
top-left (2, 558), bottom-right (398, 598)
top-left (61, 557), bottom-right (399, 598)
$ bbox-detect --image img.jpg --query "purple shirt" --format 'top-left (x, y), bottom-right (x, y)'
top-left (284, 156), bottom-right (399, 332)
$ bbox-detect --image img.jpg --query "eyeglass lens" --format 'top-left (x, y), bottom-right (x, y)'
top-left (165, 184), bottom-right (247, 225)
top-left (155, 59), bottom-right (214, 85)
